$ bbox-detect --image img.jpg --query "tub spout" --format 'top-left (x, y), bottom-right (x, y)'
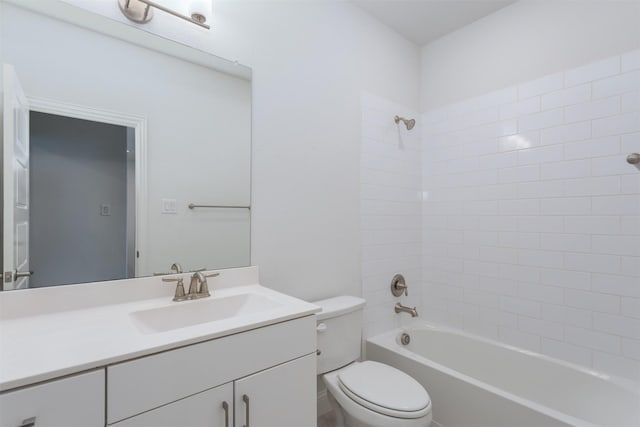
top-left (395, 303), bottom-right (418, 317)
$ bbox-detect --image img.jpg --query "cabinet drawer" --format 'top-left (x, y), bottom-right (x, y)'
top-left (111, 382), bottom-right (232, 427)
top-left (0, 370), bottom-right (105, 427)
top-left (107, 315), bottom-right (316, 423)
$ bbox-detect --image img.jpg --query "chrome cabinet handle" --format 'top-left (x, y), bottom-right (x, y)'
top-left (222, 401), bottom-right (229, 427)
top-left (243, 394), bottom-right (250, 427)
top-left (628, 153), bottom-right (640, 165)
top-left (19, 417), bottom-right (36, 427)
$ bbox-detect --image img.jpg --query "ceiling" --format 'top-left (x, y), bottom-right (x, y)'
top-left (352, 0), bottom-right (516, 46)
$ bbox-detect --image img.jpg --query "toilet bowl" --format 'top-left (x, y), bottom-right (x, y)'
top-left (313, 296), bottom-right (432, 427)
top-left (323, 361), bottom-right (432, 427)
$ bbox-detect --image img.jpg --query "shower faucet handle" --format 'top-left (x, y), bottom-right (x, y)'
top-left (390, 273), bottom-right (408, 297)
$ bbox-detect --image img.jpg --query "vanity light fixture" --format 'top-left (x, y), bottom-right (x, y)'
top-left (118, 0), bottom-right (211, 29)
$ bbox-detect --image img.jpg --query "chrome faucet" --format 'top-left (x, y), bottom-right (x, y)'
top-left (153, 262), bottom-right (184, 276)
top-left (395, 303), bottom-right (418, 317)
top-left (187, 271), bottom-right (205, 298)
top-left (162, 270), bottom-right (220, 302)
top-left (187, 271), bottom-right (220, 299)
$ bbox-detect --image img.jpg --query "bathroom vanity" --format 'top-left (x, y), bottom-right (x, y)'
top-left (0, 267), bottom-right (320, 427)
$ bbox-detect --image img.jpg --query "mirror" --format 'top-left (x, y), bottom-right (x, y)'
top-left (1, 1), bottom-right (252, 290)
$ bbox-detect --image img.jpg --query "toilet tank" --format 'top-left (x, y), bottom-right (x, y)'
top-left (313, 296), bottom-right (366, 375)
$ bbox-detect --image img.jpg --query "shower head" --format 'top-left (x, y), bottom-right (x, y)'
top-left (394, 115), bottom-right (415, 130)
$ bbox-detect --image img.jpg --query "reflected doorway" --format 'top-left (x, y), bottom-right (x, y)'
top-left (28, 112), bottom-right (135, 287)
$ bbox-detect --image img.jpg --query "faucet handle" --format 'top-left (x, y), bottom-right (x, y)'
top-left (390, 274), bottom-right (408, 297)
top-left (197, 273), bottom-right (219, 297)
top-left (162, 277), bottom-right (187, 301)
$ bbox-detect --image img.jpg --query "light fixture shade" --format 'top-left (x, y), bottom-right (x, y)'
top-left (189, 0), bottom-right (211, 23)
top-left (157, 0), bottom-right (212, 23)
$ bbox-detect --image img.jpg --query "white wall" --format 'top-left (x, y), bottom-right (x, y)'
top-left (420, 0), bottom-right (640, 111)
top-left (361, 93), bottom-right (422, 338)
top-left (245, 2), bottom-right (420, 300)
top-left (421, 50), bottom-right (640, 380)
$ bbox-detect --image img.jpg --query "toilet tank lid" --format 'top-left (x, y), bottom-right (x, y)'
top-left (312, 296), bottom-right (366, 321)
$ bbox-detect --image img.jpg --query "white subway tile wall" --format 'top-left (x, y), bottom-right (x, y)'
top-left (421, 51), bottom-right (640, 381)
top-left (361, 93), bottom-right (422, 339)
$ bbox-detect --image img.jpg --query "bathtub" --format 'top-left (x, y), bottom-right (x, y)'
top-left (366, 323), bottom-right (640, 427)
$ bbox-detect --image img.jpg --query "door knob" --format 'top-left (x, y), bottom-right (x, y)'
top-left (14, 270), bottom-right (33, 280)
top-left (19, 417), bottom-right (36, 427)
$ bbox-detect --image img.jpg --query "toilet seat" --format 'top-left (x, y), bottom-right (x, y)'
top-left (337, 361), bottom-right (431, 419)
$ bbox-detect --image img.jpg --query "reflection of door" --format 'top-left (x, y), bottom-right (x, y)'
top-left (3, 64), bottom-right (31, 290)
top-left (29, 112), bottom-right (131, 287)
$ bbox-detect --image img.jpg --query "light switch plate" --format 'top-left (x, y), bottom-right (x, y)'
top-left (161, 198), bottom-right (177, 214)
top-left (100, 204), bottom-right (111, 216)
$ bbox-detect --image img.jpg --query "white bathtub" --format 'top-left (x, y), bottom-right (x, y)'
top-left (366, 323), bottom-right (640, 427)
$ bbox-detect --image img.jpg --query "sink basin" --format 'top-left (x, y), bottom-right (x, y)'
top-left (130, 293), bottom-right (282, 334)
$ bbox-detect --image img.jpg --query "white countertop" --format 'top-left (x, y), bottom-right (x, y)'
top-left (0, 267), bottom-right (320, 392)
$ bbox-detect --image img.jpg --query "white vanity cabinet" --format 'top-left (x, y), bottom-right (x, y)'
top-left (0, 264), bottom-right (321, 427)
top-left (0, 370), bottom-right (105, 427)
top-left (113, 354), bottom-right (316, 427)
top-left (107, 315), bottom-right (317, 427)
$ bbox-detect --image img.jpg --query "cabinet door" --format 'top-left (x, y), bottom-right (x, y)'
top-left (234, 354), bottom-right (316, 427)
top-left (108, 315), bottom-right (316, 423)
top-left (111, 382), bottom-right (232, 427)
top-left (0, 370), bottom-right (104, 427)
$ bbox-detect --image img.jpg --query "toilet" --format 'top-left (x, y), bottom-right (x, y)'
top-left (314, 296), bottom-right (432, 427)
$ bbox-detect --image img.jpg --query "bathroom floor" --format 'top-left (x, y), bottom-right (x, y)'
top-left (317, 411), bottom-right (337, 427)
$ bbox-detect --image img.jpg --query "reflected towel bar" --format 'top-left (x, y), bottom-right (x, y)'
top-left (188, 204), bottom-right (251, 210)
